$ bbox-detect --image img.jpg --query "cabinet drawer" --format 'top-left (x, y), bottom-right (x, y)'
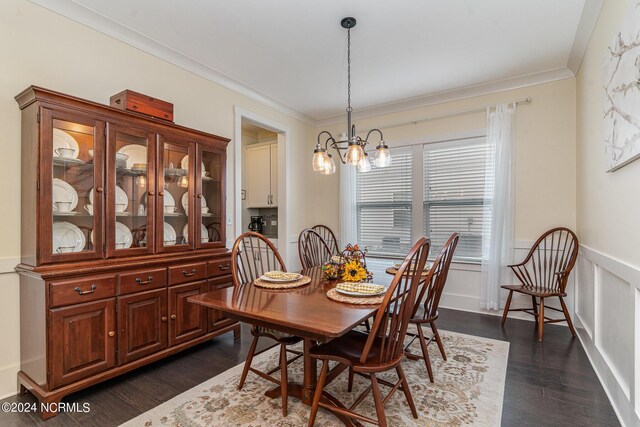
top-left (207, 258), bottom-right (232, 278)
top-left (49, 275), bottom-right (116, 308)
top-left (118, 268), bottom-right (167, 295)
top-left (168, 262), bottom-right (207, 285)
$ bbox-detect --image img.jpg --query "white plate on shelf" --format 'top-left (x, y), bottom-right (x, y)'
top-left (52, 178), bottom-right (78, 211)
top-left (53, 129), bottom-right (79, 159)
top-left (259, 273), bottom-right (303, 283)
top-left (89, 186), bottom-right (128, 209)
top-left (115, 222), bottom-right (133, 249)
top-left (163, 222), bottom-right (176, 246)
top-left (53, 221), bottom-right (85, 253)
top-left (181, 191), bottom-right (207, 215)
top-left (182, 223), bottom-right (209, 244)
top-left (179, 155), bottom-right (206, 175)
top-left (117, 144), bottom-right (147, 169)
top-left (164, 189), bottom-right (176, 210)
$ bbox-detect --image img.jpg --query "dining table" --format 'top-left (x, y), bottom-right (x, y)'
top-left (188, 266), bottom-right (380, 426)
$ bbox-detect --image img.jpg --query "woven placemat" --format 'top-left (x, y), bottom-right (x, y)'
top-left (326, 288), bottom-right (384, 305)
top-left (253, 275), bottom-right (311, 289)
top-left (385, 266), bottom-right (431, 277)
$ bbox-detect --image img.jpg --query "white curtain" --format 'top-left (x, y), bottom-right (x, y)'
top-left (481, 103), bottom-right (516, 310)
top-left (339, 162), bottom-right (357, 248)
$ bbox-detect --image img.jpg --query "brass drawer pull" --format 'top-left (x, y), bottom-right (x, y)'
top-left (218, 264), bottom-right (230, 271)
top-left (182, 269), bottom-right (197, 277)
top-left (136, 276), bottom-right (153, 285)
top-left (74, 284), bottom-right (96, 295)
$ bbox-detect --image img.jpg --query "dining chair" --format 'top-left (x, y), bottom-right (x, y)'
top-left (404, 232), bottom-right (459, 383)
top-left (298, 228), bottom-right (333, 269)
top-left (307, 237), bottom-right (431, 427)
top-left (501, 227), bottom-right (579, 341)
top-left (311, 224), bottom-right (340, 255)
top-left (231, 232), bottom-right (303, 417)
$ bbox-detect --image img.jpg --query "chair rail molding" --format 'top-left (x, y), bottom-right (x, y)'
top-left (575, 244), bottom-right (640, 427)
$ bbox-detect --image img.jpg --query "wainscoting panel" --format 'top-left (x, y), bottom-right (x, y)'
top-left (575, 245), bottom-right (639, 427)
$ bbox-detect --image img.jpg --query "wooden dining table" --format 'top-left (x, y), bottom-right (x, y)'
top-left (188, 266), bottom-right (379, 425)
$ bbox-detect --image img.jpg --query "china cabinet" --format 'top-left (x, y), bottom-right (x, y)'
top-left (245, 143), bottom-right (278, 208)
top-left (15, 86), bottom-right (239, 420)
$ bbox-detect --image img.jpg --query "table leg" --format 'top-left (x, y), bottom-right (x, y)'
top-left (302, 338), bottom-right (317, 404)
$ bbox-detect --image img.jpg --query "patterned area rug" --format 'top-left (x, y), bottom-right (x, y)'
top-left (122, 329), bottom-right (508, 426)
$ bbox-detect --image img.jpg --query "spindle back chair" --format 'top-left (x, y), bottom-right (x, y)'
top-left (311, 224), bottom-right (340, 255)
top-left (298, 228), bottom-right (333, 269)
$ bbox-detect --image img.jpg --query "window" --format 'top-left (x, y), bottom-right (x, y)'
top-left (354, 137), bottom-right (492, 263)
top-left (424, 139), bottom-right (492, 262)
top-left (356, 146), bottom-right (412, 257)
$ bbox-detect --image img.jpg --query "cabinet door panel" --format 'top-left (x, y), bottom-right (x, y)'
top-left (196, 145), bottom-right (225, 248)
top-left (157, 134), bottom-right (195, 253)
top-left (49, 299), bottom-right (116, 389)
top-left (270, 143), bottom-right (278, 207)
top-left (106, 123), bottom-right (156, 257)
top-left (117, 289), bottom-right (167, 365)
top-left (168, 281), bottom-right (207, 346)
top-left (207, 276), bottom-right (234, 332)
top-left (245, 145), bottom-right (271, 208)
top-left (41, 108), bottom-right (106, 264)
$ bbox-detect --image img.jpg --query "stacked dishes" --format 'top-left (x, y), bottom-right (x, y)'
top-left (52, 221), bottom-right (85, 253)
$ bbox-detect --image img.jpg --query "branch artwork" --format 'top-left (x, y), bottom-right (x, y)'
top-left (603, 0), bottom-right (640, 171)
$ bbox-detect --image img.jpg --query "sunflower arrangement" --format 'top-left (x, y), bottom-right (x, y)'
top-left (342, 259), bottom-right (368, 282)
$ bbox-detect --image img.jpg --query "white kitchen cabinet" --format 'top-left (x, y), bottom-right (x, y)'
top-left (246, 143), bottom-right (278, 208)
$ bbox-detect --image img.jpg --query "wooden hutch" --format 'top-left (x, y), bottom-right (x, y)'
top-left (14, 87), bottom-right (240, 419)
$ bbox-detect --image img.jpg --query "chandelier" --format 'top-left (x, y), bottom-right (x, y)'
top-left (312, 17), bottom-right (391, 175)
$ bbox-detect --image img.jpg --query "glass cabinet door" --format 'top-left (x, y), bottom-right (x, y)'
top-left (197, 145), bottom-right (225, 248)
top-left (106, 124), bottom-right (155, 257)
top-left (158, 135), bottom-right (194, 252)
top-left (43, 108), bottom-right (105, 262)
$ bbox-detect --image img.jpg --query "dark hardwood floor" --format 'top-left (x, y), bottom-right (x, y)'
top-left (0, 308), bottom-right (619, 426)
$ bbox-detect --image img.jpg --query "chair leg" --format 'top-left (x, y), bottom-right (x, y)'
top-left (279, 344), bottom-right (288, 417)
top-left (396, 365), bottom-right (418, 419)
top-left (559, 296), bottom-right (577, 337)
top-left (238, 334), bottom-right (259, 389)
top-left (308, 360), bottom-right (329, 427)
top-left (417, 324), bottom-right (434, 383)
top-left (430, 321), bottom-right (446, 361)
top-left (537, 297), bottom-right (545, 342)
top-left (501, 290), bottom-right (513, 326)
top-left (347, 367), bottom-right (354, 392)
top-left (531, 296), bottom-right (538, 326)
top-left (370, 373), bottom-right (387, 427)
top-left (364, 319), bottom-right (370, 333)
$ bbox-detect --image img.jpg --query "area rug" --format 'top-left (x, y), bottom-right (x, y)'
top-left (122, 329), bottom-right (509, 426)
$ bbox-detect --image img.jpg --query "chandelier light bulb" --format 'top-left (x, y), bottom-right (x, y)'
top-left (321, 154), bottom-right (336, 175)
top-left (345, 143), bottom-right (365, 165)
top-left (356, 153), bottom-right (372, 173)
top-left (178, 175), bottom-right (189, 188)
top-left (312, 146), bottom-right (328, 172)
top-left (374, 141), bottom-right (391, 168)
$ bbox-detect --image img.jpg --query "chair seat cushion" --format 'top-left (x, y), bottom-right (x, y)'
top-left (251, 325), bottom-right (301, 344)
top-left (310, 330), bottom-right (399, 368)
top-left (501, 284), bottom-right (566, 297)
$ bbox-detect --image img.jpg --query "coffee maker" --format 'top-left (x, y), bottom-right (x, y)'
top-left (248, 216), bottom-right (263, 233)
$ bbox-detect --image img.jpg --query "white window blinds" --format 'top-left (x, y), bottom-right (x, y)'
top-left (356, 147), bottom-right (412, 257)
top-left (424, 138), bottom-right (492, 262)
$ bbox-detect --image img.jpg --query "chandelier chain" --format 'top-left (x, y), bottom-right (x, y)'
top-left (347, 27), bottom-right (352, 113)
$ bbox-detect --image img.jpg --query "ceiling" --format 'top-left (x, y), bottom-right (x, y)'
top-left (32, 0), bottom-right (602, 125)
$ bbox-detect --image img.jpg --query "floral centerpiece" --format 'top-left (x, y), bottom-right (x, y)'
top-left (322, 243), bottom-right (373, 282)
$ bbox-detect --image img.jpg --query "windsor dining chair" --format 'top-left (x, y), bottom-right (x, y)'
top-left (298, 228), bottom-right (334, 269)
top-left (311, 224), bottom-right (340, 255)
top-left (500, 227), bottom-right (579, 341)
top-left (307, 237), bottom-right (431, 427)
top-left (231, 232), bottom-right (303, 416)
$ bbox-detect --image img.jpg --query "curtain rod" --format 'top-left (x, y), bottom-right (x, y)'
top-left (360, 97), bottom-right (532, 133)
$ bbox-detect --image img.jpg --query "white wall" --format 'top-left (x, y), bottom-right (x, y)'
top-left (319, 78), bottom-right (577, 320)
top-left (0, 0), bottom-right (328, 398)
top-left (575, 0), bottom-right (640, 425)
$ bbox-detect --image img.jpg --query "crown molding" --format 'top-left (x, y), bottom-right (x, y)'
top-left (28, 0), bottom-right (318, 126)
top-left (30, 0), bottom-right (599, 128)
top-left (315, 67), bottom-right (575, 126)
top-left (567, 0), bottom-right (604, 74)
